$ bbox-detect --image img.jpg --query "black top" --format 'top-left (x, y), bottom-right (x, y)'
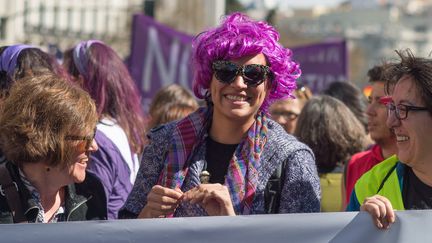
top-left (0, 162), bottom-right (107, 224)
top-left (403, 166), bottom-right (432, 209)
top-left (205, 137), bottom-right (238, 184)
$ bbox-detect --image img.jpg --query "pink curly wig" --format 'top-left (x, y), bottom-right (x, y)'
top-left (192, 12), bottom-right (301, 112)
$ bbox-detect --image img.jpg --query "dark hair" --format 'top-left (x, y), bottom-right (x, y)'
top-left (384, 49), bottom-right (432, 114)
top-left (295, 95), bottom-right (368, 173)
top-left (323, 81), bottom-right (368, 133)
top-left (0, 46), bottom-right (66, 98)
top-left (63, 41), bottom-right (146, 153)
top-left (367, 65), bottom-right (387, 83)
top-left (0, 74), bottom-right (98, 168)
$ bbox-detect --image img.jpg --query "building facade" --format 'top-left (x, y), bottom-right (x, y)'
top-left (0, 0), bottom-right (143, 57)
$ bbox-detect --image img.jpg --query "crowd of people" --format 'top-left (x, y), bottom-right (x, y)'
top-left (0, 12), bottom-right (431, 231)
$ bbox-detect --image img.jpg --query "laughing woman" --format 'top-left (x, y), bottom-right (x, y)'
top-left (347, 50), bottom-right (432, 229)
top-left (0, 74), bottom-right (106, 223)
top-left (120, 12), bottom-right (320, 218)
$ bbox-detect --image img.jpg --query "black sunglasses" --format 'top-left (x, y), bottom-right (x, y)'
top-left (212, 60), bottom-right (271, 87)
top-left (65, 128), bottom-right (96, 151)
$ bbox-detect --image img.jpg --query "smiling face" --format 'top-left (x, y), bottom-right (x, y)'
top-left (61, 129), bottom-right (98, 184)
top-left (386, 75), bottom-right (432, 168)
top-left (366, 81), bottom-right (395, 144)
top-left (71, 141), bottom-right (97, 183)
top-left (210, 53), bottom-right (269, 125)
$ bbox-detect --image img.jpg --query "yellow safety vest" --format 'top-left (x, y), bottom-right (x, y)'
top-left (354, 155), bottom-right (405, 210)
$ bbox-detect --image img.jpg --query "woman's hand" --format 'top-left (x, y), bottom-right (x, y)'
top-left (360, 195), bottom-right (396, 229)
top-left (138, 185), bottom-right (183, 218)
top-left (183, 184), bottom-right (236, 216)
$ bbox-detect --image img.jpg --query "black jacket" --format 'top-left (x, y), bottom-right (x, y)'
top-left (0, 162), bottom-right (107, 224)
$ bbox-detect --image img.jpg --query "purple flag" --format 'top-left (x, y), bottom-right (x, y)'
top-left (292, 39), bottom-right (348, 93)
top-left (128, 14), bottom-right (194, 109)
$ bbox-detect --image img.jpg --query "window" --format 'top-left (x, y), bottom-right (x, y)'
top-left (0, 17), bottom-right (7, 40)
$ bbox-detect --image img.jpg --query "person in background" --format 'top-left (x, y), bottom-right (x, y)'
top-left (270, 83), bottom-right (312, 134)
top-left (0, 74), bottom-right (106, 223)
top-left (0, 44), bottom-right (67, 165)
top-left (344, 64), bottom-right (397, 207)
top-left (63, 40), bottom-right (147, 219)
top-left (148, 84), bottom-right (199, 130)
top-left (323, 81), bottom-right (369, 135)
top-left (347, 50), bottom-right (432, 229)
top-left (0, 44), bottom-right (66, 98)
top-left (120, 12), bottom-right (320, 219)
top-left (295, 95), bottom-right (368, 212)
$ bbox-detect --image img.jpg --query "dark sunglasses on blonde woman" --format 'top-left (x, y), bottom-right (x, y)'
top-left (212, 60), bottom-right (271, 87)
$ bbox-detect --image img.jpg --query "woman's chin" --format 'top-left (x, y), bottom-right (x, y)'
top-left (73, 174), bottom-right (86, 184)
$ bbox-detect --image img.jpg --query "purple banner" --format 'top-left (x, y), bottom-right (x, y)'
top-left (128, 14), bottom-right (194, 109)
top-left (292, 40), bottom-right (348, 93)
top-left (128, 14), bottom-right (348, 108)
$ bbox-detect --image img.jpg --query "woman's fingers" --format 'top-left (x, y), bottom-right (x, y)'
top-left (140, 185), bottom-right (184, 218)
top-left (184, 188), bottom-right (207, 204)
top-left (202, 190), bottom-right (226, 205)
top-left (376, 196), bottom-right (395, 228)
top-left (183, 184), bottom-right (235, 216)
top-left (361, 195), bottom-right (395, 229)
top-left (151, 185), bottom-right (183, 199)
top-left (146, 200), bottom-right (177, 213)
top-left (362, 200), bottom-right (385, 228)
top-left (147, 193), bottom-right (181, 205)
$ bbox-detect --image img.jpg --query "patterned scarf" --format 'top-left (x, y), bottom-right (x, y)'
top-left (157, 106), bottom-right (269, 214)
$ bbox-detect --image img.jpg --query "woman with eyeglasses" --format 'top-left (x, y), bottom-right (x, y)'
top-left (119, 12), bottom-right (320, 218)
top-left (270, 84), bottom-right (312, 134)
top-left (0, 74), bottom-right (107, 223)
top-left (63, 40), bottom-right (147, 219)
top-left (346, 49), bottom-right (432, 229)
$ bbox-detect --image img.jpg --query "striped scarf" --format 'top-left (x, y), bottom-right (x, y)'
top-left (157, 106), bottom-right (268, 214)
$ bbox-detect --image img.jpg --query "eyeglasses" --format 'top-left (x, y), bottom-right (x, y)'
top-left (212, 60), bottom-right (271, 87)
top-left (271, 111), bottom-right (299, 121)
top-left (386, 103), bottom-right (428, 120)
top-left (65, 128), bottom-right (96, 151)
